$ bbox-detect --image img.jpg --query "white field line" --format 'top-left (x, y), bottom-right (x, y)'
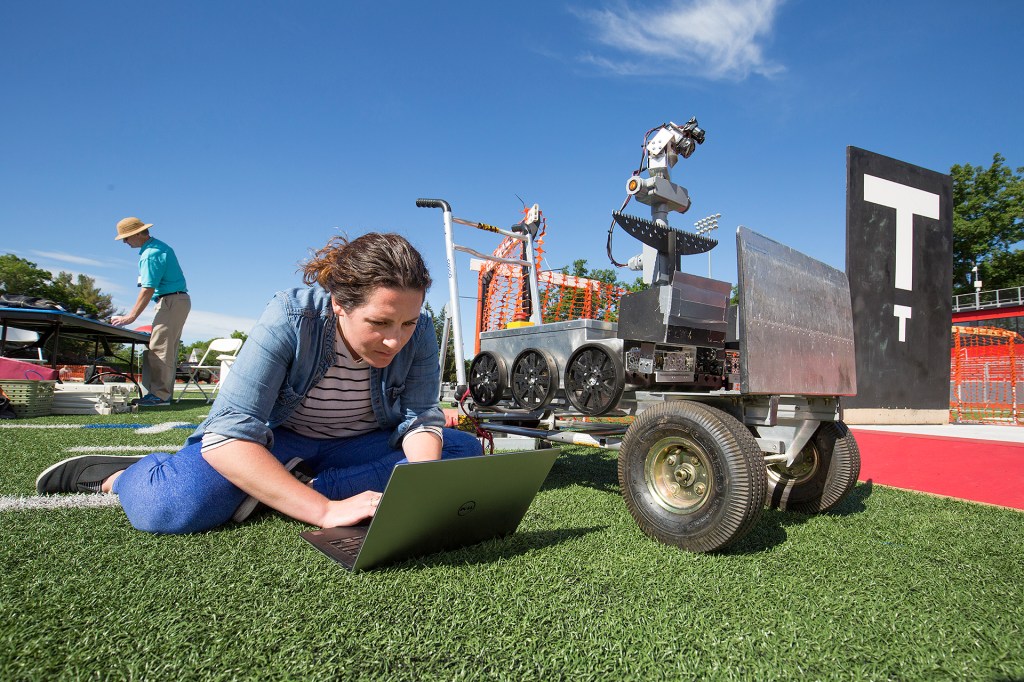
top-left (67, 445), bottom-right (182, 452)
top-left (0, 420), bottom-right (198, 514)
top-left (0, 421), bottom-right (198, 432)
top-left (0, 493), bottom-right (120, 512)
top-left (0, 424), bottom-right (85, 429)
top-left (136, 421), bottom-right (193, 434)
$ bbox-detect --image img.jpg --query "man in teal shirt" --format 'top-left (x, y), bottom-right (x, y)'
top-left (111, 216), bottom-right (191, 407)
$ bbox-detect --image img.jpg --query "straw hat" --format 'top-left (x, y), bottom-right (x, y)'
top-left (114, 216), bottom-right (153, 240)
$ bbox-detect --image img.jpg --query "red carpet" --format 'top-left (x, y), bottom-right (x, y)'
top-left (851, 429), bottom-right (1024, 510)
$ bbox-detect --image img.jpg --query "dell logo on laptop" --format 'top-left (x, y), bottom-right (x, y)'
top-left (458, 501), bottom-right (476, 516)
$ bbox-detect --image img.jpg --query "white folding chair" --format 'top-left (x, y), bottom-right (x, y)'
top-left (1, 327), bottom-right (45, 363)
top-left (175, 337), bottom-right (244, 403)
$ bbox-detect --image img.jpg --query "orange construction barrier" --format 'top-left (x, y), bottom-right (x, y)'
top-left (473, 208), bottom-right (628, 353)
top-left (950, 325), bottom-right (1023, 425)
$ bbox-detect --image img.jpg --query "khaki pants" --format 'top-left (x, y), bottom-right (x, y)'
top-left (146, 293), bottom-right (191, 400)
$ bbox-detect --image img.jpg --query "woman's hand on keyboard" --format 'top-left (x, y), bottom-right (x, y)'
top-left (319, 490), bottom-right (382, 528)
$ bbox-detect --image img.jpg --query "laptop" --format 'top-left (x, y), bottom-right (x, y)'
top-left (300, 448), bottom-right (559, 571)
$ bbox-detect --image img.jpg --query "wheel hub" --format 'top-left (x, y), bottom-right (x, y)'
top-left (645, 438), bottom-right (711, 513)
top-left (511, 349), bottom-right (556, 409)
top-left (767, 442), bottom-right (820, 485)
top-left (674, 463), bottom-right (697, 486)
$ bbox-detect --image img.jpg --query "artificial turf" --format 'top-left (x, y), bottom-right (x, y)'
top-left (1, 400), bottom-right (1022, 681)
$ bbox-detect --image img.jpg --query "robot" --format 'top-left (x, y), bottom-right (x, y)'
top-left (417, 118), bottom-right (861, 554)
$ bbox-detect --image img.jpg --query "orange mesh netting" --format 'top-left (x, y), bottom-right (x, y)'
top-left (950, 325), bottom-right (1023, 425)
top-left (474, 208), bottom-right (628, 353)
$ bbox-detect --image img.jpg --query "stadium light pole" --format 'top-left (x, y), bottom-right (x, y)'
top-left (694, 214), bottom-right (721, 278)
top-left (972, 264), bottom-right (982, 308)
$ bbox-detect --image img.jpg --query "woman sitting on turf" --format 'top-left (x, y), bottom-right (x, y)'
top-left (36, 232), bottom-right (481, 533)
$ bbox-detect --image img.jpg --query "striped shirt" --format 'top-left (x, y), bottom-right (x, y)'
top-left (281, 334), bottom-right (377, 439)
top-left (202, 329), bottom-right (442, 453)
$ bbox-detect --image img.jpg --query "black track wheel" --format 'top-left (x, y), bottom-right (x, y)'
top-left (564, 343), bottom-right (625, 416)
top-left (468, 351), bottom-right (507, 407)
top-left (510, 348), bottom-right (558, 410)
top-left (618, 401), bottom-right (767, 553)
top-left (766, 421), bottom-right (861, 513)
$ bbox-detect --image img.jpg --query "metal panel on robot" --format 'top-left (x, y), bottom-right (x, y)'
top-left (736, 226), bottom-right (857, 396)
top-left (617, 271), bottom-right (731, 344)
top-left (479, 319), bottom-right (622, 388)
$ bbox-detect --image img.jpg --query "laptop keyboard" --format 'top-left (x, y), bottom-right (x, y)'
top-left (328, 535), bottom-right (364, 556)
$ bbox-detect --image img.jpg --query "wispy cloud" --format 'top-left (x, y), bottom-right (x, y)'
top-left (574, 0), bottom-right (785, 80)
top-left (26, 251), bottom-right (131, 293)
top-left (182, 310), bottom-right (258, 342)
top-left (114, 309), bottom-right (257, 344)
top-left (30, 251), bottom-right (109, 268)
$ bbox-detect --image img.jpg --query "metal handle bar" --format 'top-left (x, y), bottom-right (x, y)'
top-left (415, 197), bottom-right (544, 392)
top-left (415, 198), bottom-right (451, 211)
top-left (417, 198), bottom-right (527, 242)
top-left (415, 198), bottom-right (467, 390)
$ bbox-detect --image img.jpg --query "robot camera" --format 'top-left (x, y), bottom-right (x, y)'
top-left (680, 117), bottom-right (706, 145)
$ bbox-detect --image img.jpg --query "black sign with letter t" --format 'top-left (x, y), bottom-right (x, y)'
top-left (844, 147), bottom-right (953, 412)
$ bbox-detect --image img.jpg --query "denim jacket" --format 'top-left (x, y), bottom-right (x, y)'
top-left (186, 285), bottom-right (443, 451)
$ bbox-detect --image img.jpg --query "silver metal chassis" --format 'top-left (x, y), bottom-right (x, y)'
top-left (466, 391), bottom-right (841, 467)
top-left (474, 316), bottom-right (844, 465)
top-left (479, 319), bottom-right (621, 390)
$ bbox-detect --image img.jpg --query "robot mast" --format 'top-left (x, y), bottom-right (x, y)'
top-left (614, 118), bottom-right (713, 285)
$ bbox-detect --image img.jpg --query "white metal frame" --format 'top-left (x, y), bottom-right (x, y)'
top-left (417, 199), bottom-right (542, 390)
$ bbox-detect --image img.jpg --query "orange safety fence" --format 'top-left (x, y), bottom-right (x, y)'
top-left (950, 325), bottom-right (1023, 425)
top-left (474, 208), bottom-right (627, 353)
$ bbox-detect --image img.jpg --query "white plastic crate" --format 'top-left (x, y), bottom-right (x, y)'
top-left (51, 383), bottom-right (135, 415)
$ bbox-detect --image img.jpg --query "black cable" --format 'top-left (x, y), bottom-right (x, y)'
top-left (606, 123), bottom-right (663, 269)
top-left (606, 194), bottom-right (632, 268)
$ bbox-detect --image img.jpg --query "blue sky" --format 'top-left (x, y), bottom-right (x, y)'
top-left (1, 0), bottom-right (1021, 347)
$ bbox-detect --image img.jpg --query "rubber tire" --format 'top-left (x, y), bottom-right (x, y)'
top-left (468, 351), bottom-right (507, 407)
top-left (564, 343), bottom-right (625, 416)
top-left (765, 421), bottom-right (861, 513)
top-left (510, 348), bottom-right (558, 410)
top-left (618, 401), bottom-right (767, 553)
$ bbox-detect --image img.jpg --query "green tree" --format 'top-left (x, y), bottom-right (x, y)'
top-left (424, 301), bottom-right (457, 384)
top-left (49, 271), bottom-right (115, 318)
top-left (951, 153), bottom-right (1024, 295)
top-left (0, 253), bottom-right (120, 362)
top-left (0, 254), bottom-right (114, 317)
top-left (624, 275), bottom-right (649, 294)
top-left (542, 258), bottom-right (636, 323)
top-left (0, 254), bottom-right (53, 298)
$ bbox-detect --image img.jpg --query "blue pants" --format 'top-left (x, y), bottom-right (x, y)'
top-left (112, 427), bottom-right (482, 534)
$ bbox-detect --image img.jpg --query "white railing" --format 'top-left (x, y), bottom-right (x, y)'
top-left (953, 286), bottom-right (1024, 312)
